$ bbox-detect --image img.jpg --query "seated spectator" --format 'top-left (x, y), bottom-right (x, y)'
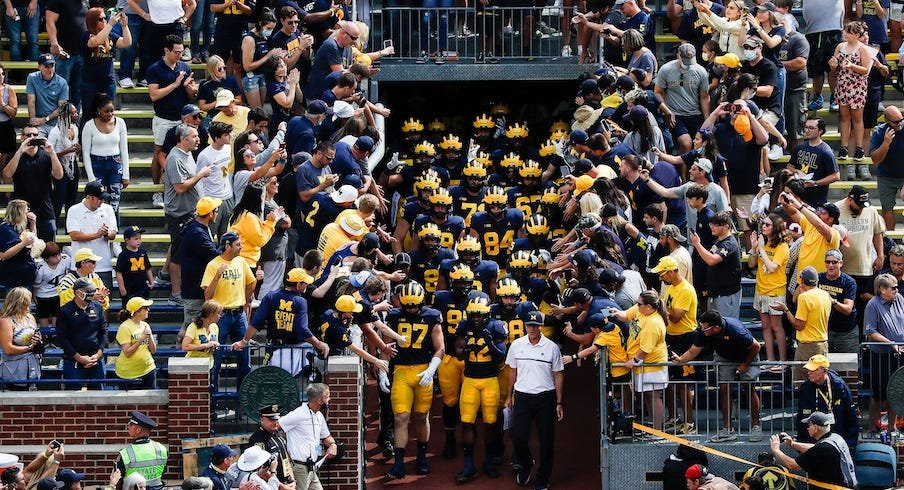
top-left (654, 43), bottom-right (709, 154)
top-left (210, 90), bottom-right (249, 143)
top-left (788, 116), bottom-right (839, 206)
top-left (182, 300), bottom-right (223, 369)
top-left (33, 242), bottom-right (70, 327)
top-left (201, 443), bottom-right (237, 490)
top-left (305, 20), bottom-right (358, 103)
top-left (0, 287), bottom-right (42, 389)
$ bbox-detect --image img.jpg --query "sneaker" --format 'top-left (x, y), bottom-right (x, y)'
top-left (137, 79), bottom-right (149, 87)
top-left (152, 192), bottom-right (164, 208)
top-left (854, 147), bottom-right (865, 162)
top-left (386, 465), bottom-right (405, 480)
top-left (477, 51), bottom-right (485, 63)
top-left (561, 45), bottom-right (572, 57)
top-left (516, 468), bottom-right (532, 486)
top-left (845, 164), bottom-right (856, 181)
top-left (749, 425), bottom-right (764, 442)
top-left (118, 77), bottom-right (135, 89)
top-left (181, 47), bottom-right (192, 62)
top-left (676, 423), bottom-right (697, 435)
top-left (807, 94), bottom-right (824, 111)
top-left (416, 51), bottom-right (428, 64)
top-left (537, 21), bottom-right (558, 35)
top-left (858, 164), bottom-right (872, 180)
top-left (169, 293), bottom-right (185, 307)
top-left (486, 52), bottom-right (499, 64)
top-left (709, 428), bottom-right (737, 442)
top-left (434, 54), bottom-right (445, 65)
top-left (829, 94), bottom-right (839, 112)
top-left (767, 144), bottom-right (784, 160)
top-left (191, 56), bottom-right (202, 64)
top-left (838, 147), bottom-right (850, 160)
top-left (663, 417), bottom-right (683, 432)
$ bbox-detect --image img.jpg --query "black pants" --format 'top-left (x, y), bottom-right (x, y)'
top-left (512, 389), bottom-right (556, 483)
top-left (378, 387), bottom-right (394, 445)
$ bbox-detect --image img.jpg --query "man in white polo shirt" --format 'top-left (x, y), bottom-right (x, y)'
top-left (504, 310), bottom-right (564, 490)
top-left (278, 383), bottom-right (339, 490)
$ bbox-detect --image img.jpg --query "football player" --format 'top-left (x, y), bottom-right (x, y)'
top-left (392, 172), bottom-right (440, 254)
top-left (385, 282), bottom-right (444, 480)
top-left (538, 187), bottom-right (570, 239)
top-left (502, 122), bottom-right (529, 160)
top-left (450, 158), bottom-right (488, 226)
top-left (489, 152), bottom-right (522, 189)
top-left (408, 223), bottom-right (455, 294)
top-left (437, 235), bottom-right (499, 296)
top-left (506, 159), bottom-right (544, 220)
top-left (412, 187), bottom-right (465, 250)
top-left (437, 134), bottom-right (466, 186)
top-left (315, 295), bottom-right (389, 370)
top-left (469, 186), bottom-right (525, 268)
top-left (468, 113), bottom-right (497, 157)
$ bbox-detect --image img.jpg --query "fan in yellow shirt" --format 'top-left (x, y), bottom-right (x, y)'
top-left (201, 232), bottom-right (257, 310)
top-left (182, 300), bottom-right (223, 369)
top-left (227, 184), bottom-right (279, 269)
top-left (772, 266), bottom-right (832, 382)
top-left (562, 313), bottom-right (629, 380)
top-left (747, 214), bottom-right (790, 368)
top-left (114, 297), bottom-right (157, 388)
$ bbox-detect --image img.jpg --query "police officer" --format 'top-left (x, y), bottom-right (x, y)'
top-left (116, 411), bottom-right (167, 490)
top-left (248, 405), bottom-right (296, 489)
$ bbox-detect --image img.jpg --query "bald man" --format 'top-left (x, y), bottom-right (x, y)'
top-left (870, 105), bottom-right (904, 230)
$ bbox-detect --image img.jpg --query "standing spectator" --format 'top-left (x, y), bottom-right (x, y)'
top-left (3, 125), bottom-right (64, 242)
top-left (116, 226), bottom-right (154, 304)
top-left (0, 64), bottom-right (19, 171)
top-left (856, 0), bottom-right (889, 51)
top-left (268, 7), bottom-right (312, 72)
top-left (295, 141), bottom-right (336, 204)
top-left (773, 267), bottom-right (832, 381)
top-left (780, 27), bottom-right (810, 151)
top-left (835, 185), bottom-right (884, 313)
top-left (115, 411), bottom-right (168, 490)
top-left (56, 278), bottom-right (107, 388)
top-left (861, 28), bottom-right (889, 178)
top-left (227, 183), bottom-right (280, 271)
top-left (770, 412), bottom-right (857, 488)
top-left (161, 104), bottom-right (210, 166)
top-left (694, 0), bottom-right (748, 59)
top-left (788, 116), bottom-right (839, 206)
top-left (691, 210), bottom-right (742, 318)
top-left (305, 20), bottom-right (357, 104)
top-left (211, 91), bottom-right (248, 143)
top-left (82, 94), bottom-right (131, 219)
top-left (209, 0), bottom-right (252, 77)
top-left (181, 300), bottom-right (222, 368)
top-left (278, 383), bottom-right (340, 490)
top-left (642, 157), bottom-right (728, 237)
top-left (830, 21), bottom-right (872, 162)
top-left (654, 43), bottom-right (710, 154)
top-left (114, 297), bottom-right (158, 389)
top-left (4, 0), bottom-right (40, 61)
top-left (163, 123), bottom-right (211, 305)
top-left (81, 8), bottom-right (132, 116)
top-left (267, 60), bottom-right (302, 136)
top-left (149, 35), bottom-right (199, 209)
top-left (802, 0), bottom-right (844, 111)
top-left (25, 54), bottom-right (68, 136)
top-left (672, 310), bottom-right (762, 442)
top-left (201, 231), bottom-right (255, 392)
top-left (240, 10), bottom-right (278, 110)
top-left (869, 105), bottom-right (904, 230)
top-left (863, 273), bottom-right (904, 437)
top-left (47, 103), bottom-right (79, 220)
top-left (0, 287), bottom-right (42, 389)
top-left (195, 121), bottom-right (234, 238)
top-left (780, 191), bottom-right (841, 274)
top-left (178, 197), bottom-right (221, 331)
top-left (32, 243), bottom-right (70, 327)
top-left (505, 310), bottom-right (564, 489)
top-left (818, 249), bottom-right (858, 353)
top-left (739, 37), bottom-right (783, 156)
top-left (142, 0), bottom-right (195, 72)
top-left (258, 177), bottom-right (292, 298)
top-left (115, 0), bottom-right (149, 88)
top-left (45, 0), bottom-right (87, 108)
top-left (747, 214), bottom-right (789, 368)
top-left (66, 181), bottom-right (118, 291)
top-left (796, 354), bottom-right (859, 449)
top-left (286, 102), bottom-right (331, 157)
top-left (658, 225), bottom-right (694, 288)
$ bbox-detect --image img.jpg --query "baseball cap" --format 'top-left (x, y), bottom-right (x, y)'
top-left (820, 202), bottom-right (841, 221)
top-left (84, 180), bottom-right (110, 200)
top-left (598, 268), bottom-right (626, 286)
top-left (286, 268), bottom-right (314, 285)
top-left (600, 203), bottom-right (618, 218)
top-left (332, 100), bottom-right (354, 120)
top-left (848, 185), bottom-right (870, 206)
top-left (215, 89), bottom-right (235, 108)
top-left (801, 411), bottom-right (834, 427)
top-left (572, 158), bottom-right (594, 177)
top-left (580, 78), bottom-right (600, 95)
top-left (586, 313), bottom-right (614, 332)
top-left (181, 104), bottom-right (203, 117)
top-left (659, 224), bottom-right (687, 243)
top-left (623, 105), bottom-right (649, 124)
top-left (651, 256), bottom-right (680, 273)
top-left (74, 247), bottom-right (102, 263)
top-left (259, 404), bottom-right (281, 419)
top-left (522, 310), bottom-right (543, 326)
top-left (685, 464), bottom-right (707, 480)
top-left (677, 43), bottom-right (696, 63)
top-left (182, 477), bottom-right (214, 490)
top-left (307, 100), bottom-right (333, 116)
top-left (693, 157), bottom-right (713, 175)
top-left (753, 2), bottom-right (776, 13)
top-left (614, 75), bottom-right (635, 92)
top-left (218, 231), bottom-right (240, 253)
top-left (360, 232), bottom-right (380, 250)
top-left (339, 214), bottom-right (367, 237)
top-left (125, 297), bottom-right (153, 314)
top-left (210, 444), bottom-right (237, 464)
top-left (35, 479), bottom-right (64, 490)
top-left (56, 470), bottom-right (85, 487)
top-left (803, 354), bottom-right (831, 371)
top-left (349, 270), bottom-right (374, 289)
top-left (355, 135), bottom-right (375, 153)
top-left (335, 294), bottom-right (364, 313)
top-left (330, 185), bottom-right (359, 204)
top-left (123, 225), bottom-right (146, 239)
top-left (569, 129), bottom-right (589, 144)
top-left (574, 175), bottom-right (596, 197)
top-left (577, 213), bottom-right (601, 230)
top-left (800, 266), bottom-right (819, 286)
top-left (196, 196), bottom-right (223, 216)
top-left (567, 288), bottom-right (592, 305)
top-left (39, 53), bottom-right (55, 66)
top-left (713, 53), bottom-right (741, 69)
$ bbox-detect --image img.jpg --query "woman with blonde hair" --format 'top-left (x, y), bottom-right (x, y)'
top-left (0, 199), bottom-right (37, 288)
top-left (694, 0), bottom-right (749, 59)
top-left (197, 55), bottom-right (243, 122)
top-left (352, 21), bottom-right (394, 66)
top-left (619, 28), bottom-right (657, 87)
top-left (0, 287), bottom-right (41, 389)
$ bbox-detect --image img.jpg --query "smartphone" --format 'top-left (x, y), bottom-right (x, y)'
top-left (279, 142), bottom-right (286, 151)
top-left (30, 138), bottom-right (46, 147)
top-left (564, 269), bottom-right (573, 281)
top-left (50, 440), bottom-right (62, 449)
top-left (383, 39), bottom-right (393, 49)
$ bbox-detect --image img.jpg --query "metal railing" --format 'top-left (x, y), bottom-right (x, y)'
top-left (860, 342), bottom-right (904, 437)
top-left (370, 5), bottom-right (576, 62)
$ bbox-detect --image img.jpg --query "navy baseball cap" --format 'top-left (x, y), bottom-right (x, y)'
top-left (307, 100), bottom-right (333, 116)
top-left (123, 225), bottom-right (146, 239)
top-left (56, 470), bottom-right (85, 487)
top-left (355, 135), bottom-right (375, 153)
top-left (218, 231), bottom-right (240, 252)
top-left (570, 129), bottom-right (589, 144)
top-left (39, 53), bottom-right (55, 66)
top-left (181, 104), bottom-right (202, 117)
top-left (210, 444), bottom-right (237, 463)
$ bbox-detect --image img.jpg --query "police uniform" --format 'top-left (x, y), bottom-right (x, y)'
top-left (116, 411), bottom-right (167, 490)
top-left (248, 405), bottom-right (294, 484)
top-left (386, 306), bottom-right (443, 415)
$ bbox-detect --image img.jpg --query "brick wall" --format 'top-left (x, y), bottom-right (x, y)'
top-left (0, 358), bottom-right (210, 485)
top-left (319, 356), bottom-right (363, 490)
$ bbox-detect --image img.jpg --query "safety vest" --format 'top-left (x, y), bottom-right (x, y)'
top-left (119, 440), bottom-right (168, 488)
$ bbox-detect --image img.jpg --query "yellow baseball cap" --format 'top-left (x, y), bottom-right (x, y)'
top-left (197, 196), bottom-right (223, 216)
top-left (574, 174), bottom-right (596, 197)
top-left (335, 295), bottom-right (363, 313)
top-left (650, 256), bottom-right (680, 274)
top-left (74, 247), bottom-right (102, 263)
top-left (286, 268), bottom-right (314, 285)
top-left (803, 354), bottom-right (830, 371)
top-left (125, 297), bottom-right (154, 314)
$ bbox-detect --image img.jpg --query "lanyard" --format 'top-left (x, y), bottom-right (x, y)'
top-left (817, 381), bottom-right (833, 409)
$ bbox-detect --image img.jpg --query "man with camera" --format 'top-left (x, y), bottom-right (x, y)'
top-left (279, 383), bottom-right (340, 490)
top-left (770, 412), bottom-right (857, 488)
top-left (3, 124), bottom-right (63, 242)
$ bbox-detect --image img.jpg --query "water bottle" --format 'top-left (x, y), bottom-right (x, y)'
top-left (881, 429), bottom-right (889, 445)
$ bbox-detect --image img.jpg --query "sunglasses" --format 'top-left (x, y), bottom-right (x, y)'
top-left (342, 28), bottom-right (359, 40)
top-left (825, 260), bottom-right (840, 264)
top-left (888, 118), bottom-right (904, 124)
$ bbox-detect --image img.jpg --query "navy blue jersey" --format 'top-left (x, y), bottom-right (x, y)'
top-left (439, 258), bottom-right (499, 294)
top-left (409, 247), bottom-right (455, 293)
top-left (252, 289), bottom-right (314, 344)
top-left (490, 301), bottom-right (538, 344)
top-left (435, 157), bottom-right (466, 186)
top-left (398, 199), bottom-right (431, 226)
top-left (432, 290), bottom-right (468, 352)
top-left (412, 214), bottom-right (465, 249)
top-left (297, 193), bottom-right (345, 255)
top-left (386, 307), bottom-right (442, 365)
top-left (456, 318), bottom-right (508, 378)
top-left (316, 310), bottom-right (351, 356)
top-left (469, 208), bottom-right (525, 263)
top-left (449, 185), bottom-right (486, 224)
top-left (399, 164), bottom-right (451, 197)
top-left (506, 186), bottom-right (543, 221)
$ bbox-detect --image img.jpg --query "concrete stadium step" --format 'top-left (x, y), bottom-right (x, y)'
top-left (0, 181), bottom-right (160, 193)
top-left (771, 155), bottom-right (873, 166)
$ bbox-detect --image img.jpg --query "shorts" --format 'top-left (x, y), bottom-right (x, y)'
top-left (152, 116), bottom-right (180, 146)
top-left (865, 88), bottom-right (883, 129)
top-left (391, 363), bottom-right (434, 414)
top-left (878, 176), bottom-right (904, 212)
top-left (438, 354), bottom-right (465, 407)
top-left (714, 352), bottom-right (761, 382)
top-left (731, 193), bottom-right (755, 231)
top-left (891, 3), bottom-right (903, 22)
top-left (761, 109), bottom-right (780, 127)
top-left (34, 295), bottom-right (60, 319)
top-left (784, 90), bottom-right (806, 138)
top-left (671, 114), bottom-right (704, 141)
top-left (708, 290), bottom-right (741, 319)
top-left (459, 375), bottom-right (500, 424)
top-left (868, 350), bottom-right (904, 401)
top-left (794, 341), bottom-right (828, 382)
top-left (633, 367), bottom-right (668, 393)
top-left (666, 332), bottom-right (699, 379)
top-left (242, 73), bottom-right (265, 92)
top-left (753, 294), bottom-right (785, 315)
top-left (165, 213), bottom-right (193, 264)
top-left (806, 30), bottom-right (843, 77)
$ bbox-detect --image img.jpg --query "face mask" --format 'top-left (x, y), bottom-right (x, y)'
top-left (681, 61), bottom-right (692, 70)
top-left (701, 52), bottom-right (711, 62)
top-left (743, 50), bottom-right (757, 62)
top-left (261, 29), bottom-right (273, 38)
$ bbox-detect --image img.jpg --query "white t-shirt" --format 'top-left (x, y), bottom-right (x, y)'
top-left (196, 144), bottom-right (233, 200)
top-left (279, 403), bottom-right (330, 462)
top-left (66, 201), bottom-right (118, 272)
top-left (147, 0), bottom-right (184, 24)
top-left (48, 124), bottom-right (78, 180)
top-left (33, 253), bottom-right (73, 298)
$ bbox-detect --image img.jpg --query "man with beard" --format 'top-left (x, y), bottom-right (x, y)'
top-left (470, 186), bottom-right (525, 268)
top-left (438, 235), bottom-right (499, 297)
top-left (412, 187), bottom-right (465, 250)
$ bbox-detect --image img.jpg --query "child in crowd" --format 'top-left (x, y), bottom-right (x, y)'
top-left (115, 226), bottom-right (154, 304)
top-left (32, 242), bottom-right (71, 327)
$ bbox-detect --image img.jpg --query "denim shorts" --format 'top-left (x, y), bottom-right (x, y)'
top-left (242, 73), bottom-right (265, 92)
